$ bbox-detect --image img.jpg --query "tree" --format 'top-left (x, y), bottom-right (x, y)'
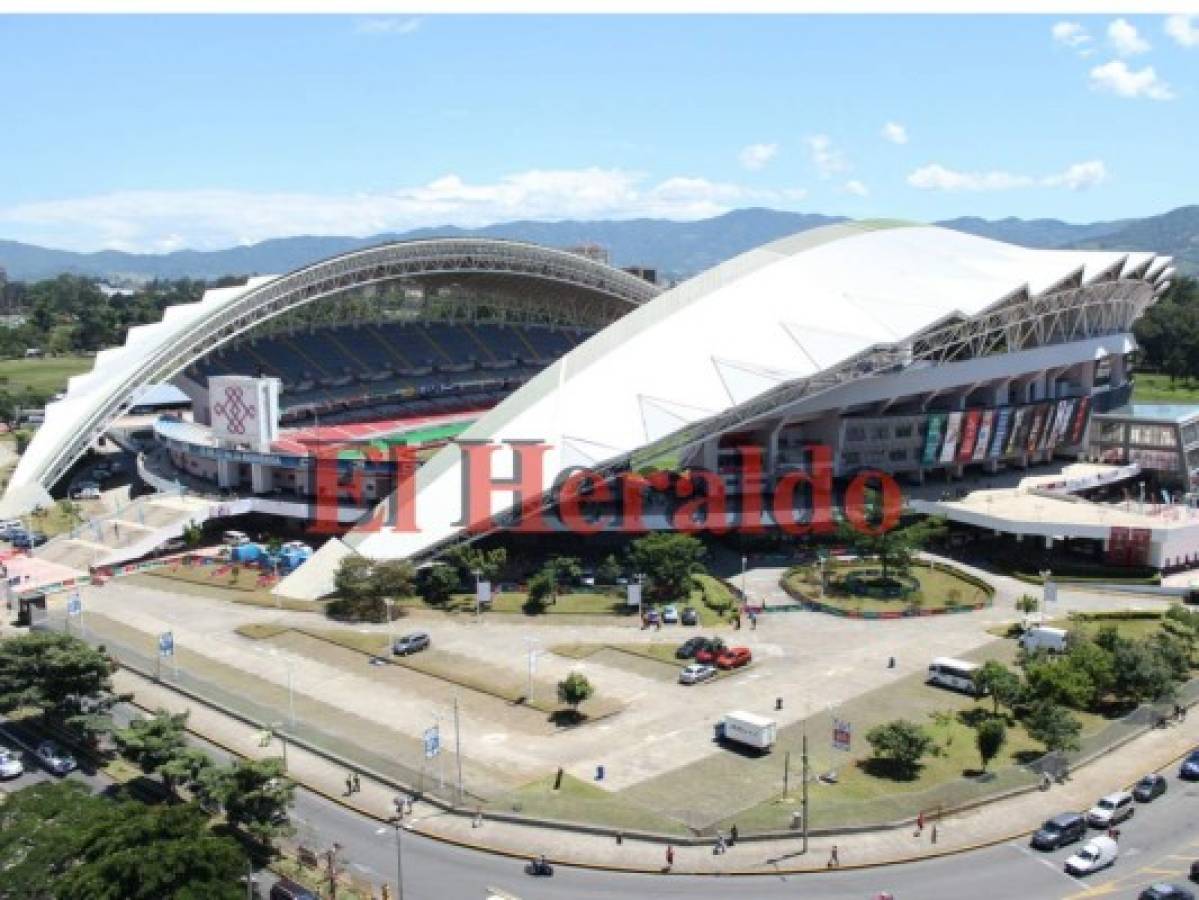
top-left (421, 564), bottom-right (460, 605)
top-left (1024, 659), bottom-right (1096, 711)
top-left (0, 631), bottom-right (119, 739)
top-left (202, 757), bottom-right (295, 847)
top-left (557, 671), bottom-right (594, 716)
top-left (371, 559), bottom-right (415, 600)
top-left (1016, 595), bottom-right (1039, 617)
top-left (113, 709), bottom-right (191, 796)
top-left (630, 533), bottom-right (706, 601)
top-left (1064, 639), bottom-right (1116, 708)
top-left (0, 781), bottom-right (246, 900)
top-left (333, 554), bottom-right (374, 602)
top-left (596, 553), bottom-right (622, 585)
top-left (974, 660), bottom-right (1022, 716)
top-left (181, 520), bottom-right (203, 549)
top-left (543, 555), bottom-right (582, 603)
top-left (157, 747), bottom-right (218, 800)
top-left (445, 546), bottom-right (507, 582)
top-left (836, 510), bottom-right (946, 581)
top-left (975, 718), bottom-right (1007, 772)
top-left (525, 570), bottom-right (555, 613)
top-left (1023, 700), bottom-right (1082, 754)
top-left (864, 719), bottom-right (934, 779)
top-left (1111, 637), bottom-right (1178, 705)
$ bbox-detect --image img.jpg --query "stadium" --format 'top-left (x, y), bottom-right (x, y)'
top-left (1, 221), bottom-right (1183, 596)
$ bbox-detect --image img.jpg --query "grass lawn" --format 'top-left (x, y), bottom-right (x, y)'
top-left (987, 612), bottom-right (1168, 643)
top-left (24, 499), bottom-right (108, 537)
top-left (783, 562), bottom-right (989, 614)
top-left (391, 590), bottom-right (630, 617)
top-left (130, 569), bottom-right (322, 612)
top-left (0, 356), bottom-right (93, 399)
top-left (491, 772), bottom-right (689, 835)
top-left (1133, 373), bottom-right (1199, 404)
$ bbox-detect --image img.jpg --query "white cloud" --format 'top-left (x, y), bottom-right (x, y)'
top-left (844, 180), bottom-right (869, 197)
top-left (1089, 59), bottom-right (1174, 100)
top-left (1166, 15), bottom-right (1199, 48)
top-left (1108, 18), bottom-right (1150, 56)
top-left (805, 134), bottom-right (848, 179)
top-left (881, 122), bottom-right (908, 145)
top-left (354, 17), bottom-right (422, 35)
top-left (738, 142), bottom-right (779, 171)
top-left (1052, 21), bottom-right (1092, 49)
top-left (0, 168), bottom-right (812, 253)
top-left (907, 159), bottom-right (1107, 193)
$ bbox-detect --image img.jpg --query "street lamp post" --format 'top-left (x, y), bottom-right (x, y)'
top-left (472, 568), bottom-right (482, 621)
top-left (385, 597), bottom-right (397, 652)
top-left (270, 721), bottom-right (288, 770)
top-left (391, 797), bottom-right (407, 900)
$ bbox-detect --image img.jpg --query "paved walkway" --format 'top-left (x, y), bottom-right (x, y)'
top-left (109, 662), bottom-right (1199, 876)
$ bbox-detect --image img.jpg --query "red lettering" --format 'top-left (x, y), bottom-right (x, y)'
top-left (770, 444), bottom-right (833, 535)
top-left (843, 470), bottom-right (902, 536)
top-left (736, 446), bottom-right (766, 534)
top-left (458, 440), bottom-right (552, 534)
top-left (558, 468), bottom-right (614, 535)
top-left (671, 469), bottom-right (729, 534)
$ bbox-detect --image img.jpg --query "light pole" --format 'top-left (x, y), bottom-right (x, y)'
top-left (257, 646), bottom-right (295, 730)
top-left (523, 637), bottom-right (538, 703)
top-left (391, 797), bottom-right (407, 900)
top-left (741, 554), bottom-right (748, 603)
top-left (472, 568), bottom-right (482, 621)
top-left (385, 597), bottom-right (397, 652)
top-left (270, 720), bottom-right (288, 770)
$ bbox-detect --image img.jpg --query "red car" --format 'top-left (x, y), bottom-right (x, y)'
top-left (716, 647), bottom-right (752, 669)
top-left (695, 639), bottom-right (726, 665)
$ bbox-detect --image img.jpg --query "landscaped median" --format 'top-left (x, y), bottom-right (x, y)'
top-left (780, 559), bottom-right (993, 619)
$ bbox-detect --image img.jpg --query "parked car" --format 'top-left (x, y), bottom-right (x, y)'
top-left (1134, 773), bottom-right (1168, 803)
top-left (1181, 748), bottom-right (1199, 779)
top-left (643, 609), bottom-right (661, 626)
top-left (269, 877), bottom-right (320, 900)
top-left (1030, 812), bottom-right (1087, 851)
top-left (1086, 790), bottom-right (1135, 828)
top-left (0, 518), bottom-right (23, 536)
top-left (679, 663), bottom-right (717, 685)
top-left (716, 647), bottom-right (752, 670)
top-left (1140, 885), bottom-right (1196, 900)
top-left (675, 637), bottom-right (708, 660)
top-left (681, 606), bottom-right (699, 626)
top-left (695, 639), bottom-right (727, 664)
top-left (12, 531), bottom-right (47, 549)
top-left (392, 632), bottom-right (430, 656)
top-left (35, 741), bottom-right (77, 776)
top-left (0, 748), bottom-right (24, 779)
top-left (1064, 836), bottom-right (1119, 876)
top-left (661, 605), bottom-right (679, 624)
top-left (72, 484), bottom-right (101, 500)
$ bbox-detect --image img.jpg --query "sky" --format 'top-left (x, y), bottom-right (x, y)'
top-left (0, 13), bottom-right (1197, 252)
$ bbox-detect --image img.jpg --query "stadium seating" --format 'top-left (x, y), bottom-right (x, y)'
top-left (190, 321), bottom-right (591, 419)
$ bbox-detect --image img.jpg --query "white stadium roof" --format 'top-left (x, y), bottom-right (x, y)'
top-left (350, 220), bottom-right (1170, 564)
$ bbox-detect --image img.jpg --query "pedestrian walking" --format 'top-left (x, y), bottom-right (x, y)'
top-left (666, 845), bottom-right (674, 869)
top-left (473, 810), bottom-right (483, 829)
top-left (729, 824), bottom-right (739, 846)
top-left (827, 844), bottom-right (840, 868)
top-left (931, 824), bottom-right (938, 845)
top-left (345, 774), bottom-right (353, 796)
top-left (914, 811), bottom-right (924, 836)
top-left (352, 773), bottom-right (361, 794)
top-left (750, 610), bottom-right (757, 630)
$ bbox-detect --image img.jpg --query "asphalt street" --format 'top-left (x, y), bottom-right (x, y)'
top-left (7, 706), bottom-right (1199, 900)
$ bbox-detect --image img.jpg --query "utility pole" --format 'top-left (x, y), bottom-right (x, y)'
top-left (801, 732), bottom-right (809, 854)
top-left (392, 796), bottom-right (407, 900)
top-left (454, 696), bottom-right (464, 806)
top-left (783, 749), bottom-right (790, 798)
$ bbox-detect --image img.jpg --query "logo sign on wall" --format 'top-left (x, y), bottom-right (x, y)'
top-left (209, 375), bottom-right (281, 449)
top-left (833, 718), bottom-right (852, 752)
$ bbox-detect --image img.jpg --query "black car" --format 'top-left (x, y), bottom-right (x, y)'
top-left (1134, 773), bottom-right (1168, 802)
top-left (1140, 884), bottom-right (1195, 900)
top-left (1029, 812), bottom-right (1086, 851)
top-left (681, 606), bottom-right (699, 626)
top-left (392, 632), bottom-right (430, 655)
top-left (270, 878), bottom-right (320, 900)
top-left (675, 636), bottom-right (708, 659)
top-left (1182, 749), bottom-right (1199, 780)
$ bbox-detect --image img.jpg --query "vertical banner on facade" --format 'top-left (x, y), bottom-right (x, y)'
top-left (1070, 396), bottom-right (1091, 445)
top-left (940, 411), bottom-right (963, 463)
top-left (972, 409), bottom-right (995, 462)
top-left (922, 414), bottom-right (945, 465)
top-left (1026, 404), bottom-right (1047, 453)
top-left (958, 409), bottom-right (982, 461)
top-left (989, 408), bottom-right (1012, 458)
top-left (1054, 399), bottom-right (1077, 447)
top-left (1006, 407), bottom-right (1028, 456)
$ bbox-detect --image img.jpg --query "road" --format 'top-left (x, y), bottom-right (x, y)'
top-left (7, 706), bottom-right (1199, 900)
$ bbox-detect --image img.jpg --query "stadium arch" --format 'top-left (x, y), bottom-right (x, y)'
top-left (1, 238), bottom-right (662, 513)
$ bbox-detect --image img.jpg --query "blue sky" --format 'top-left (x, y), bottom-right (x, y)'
top-left (0, 14), bottom-right (1196, 251)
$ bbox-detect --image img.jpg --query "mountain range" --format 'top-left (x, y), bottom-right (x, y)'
top-left (1, 205), bottom-right (1196, 284)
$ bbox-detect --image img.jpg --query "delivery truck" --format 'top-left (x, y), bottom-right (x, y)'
top-left (716, 710), bottom-right (778, 751)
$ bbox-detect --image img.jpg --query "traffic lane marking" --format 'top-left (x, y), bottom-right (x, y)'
top-left (1008, 842), bottom-right (1091, 892)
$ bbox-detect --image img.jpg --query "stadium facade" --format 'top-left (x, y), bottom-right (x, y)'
top-left (1, 222), bottom-right (1178, 595)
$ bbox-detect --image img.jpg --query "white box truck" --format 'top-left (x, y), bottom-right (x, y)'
top-left (717, 711), bottom-right (777, 751)
top-left (1019, 626), bottom-right (1069, 654)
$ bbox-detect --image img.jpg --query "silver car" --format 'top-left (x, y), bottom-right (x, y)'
top-left (679, 663), bottom-right (717, 685)
top-left (35, 741), bottom-right (77, 776)
top-left (392, 632), bottom-right (430, 656)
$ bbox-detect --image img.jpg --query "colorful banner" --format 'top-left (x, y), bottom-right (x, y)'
top-left (1069, 396), bottom-right (1091, 445)
top-left (940, 411), bottom-right (963, 463)
top-left (1006, 407), bottom-right (1028, 456)
top-left (989, 407), bottom-right (1012, 458)
top-left (923, 414), bottom-right (945, 465)
top-left (1053, 399), bottom-right (1077, 446)
top-left (958, 409), bottom-right (982, 461)
top-left (1026, 404), bottom-right (1048, 453)
top-left (973, 409), bottom-right (995, 462)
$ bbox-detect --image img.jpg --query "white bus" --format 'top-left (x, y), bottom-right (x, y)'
top-left (927, 657), bottom-right (983, 695)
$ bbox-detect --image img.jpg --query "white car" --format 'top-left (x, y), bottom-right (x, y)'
top-left (679, 663), bottom-right (717, 685)
top-left (0, 748), bottom-right (24, 779)
top-left (1064, 836), bottom-right (1118, 876)
top-left (661, 605), bottom-right (680, 624)
top-left (72, 484), bottom-right (101, 500)
top-left (1087, 790), bottom-right (1135, 828)
top-left (35, 741), bottom-right (77, 776)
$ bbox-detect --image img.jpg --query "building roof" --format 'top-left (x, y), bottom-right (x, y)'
top-left (351, 221), bottom-right (1171, 564)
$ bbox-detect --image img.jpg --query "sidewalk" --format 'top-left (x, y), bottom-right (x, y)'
top-left (112, 665), bottom-right (1199, 876)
